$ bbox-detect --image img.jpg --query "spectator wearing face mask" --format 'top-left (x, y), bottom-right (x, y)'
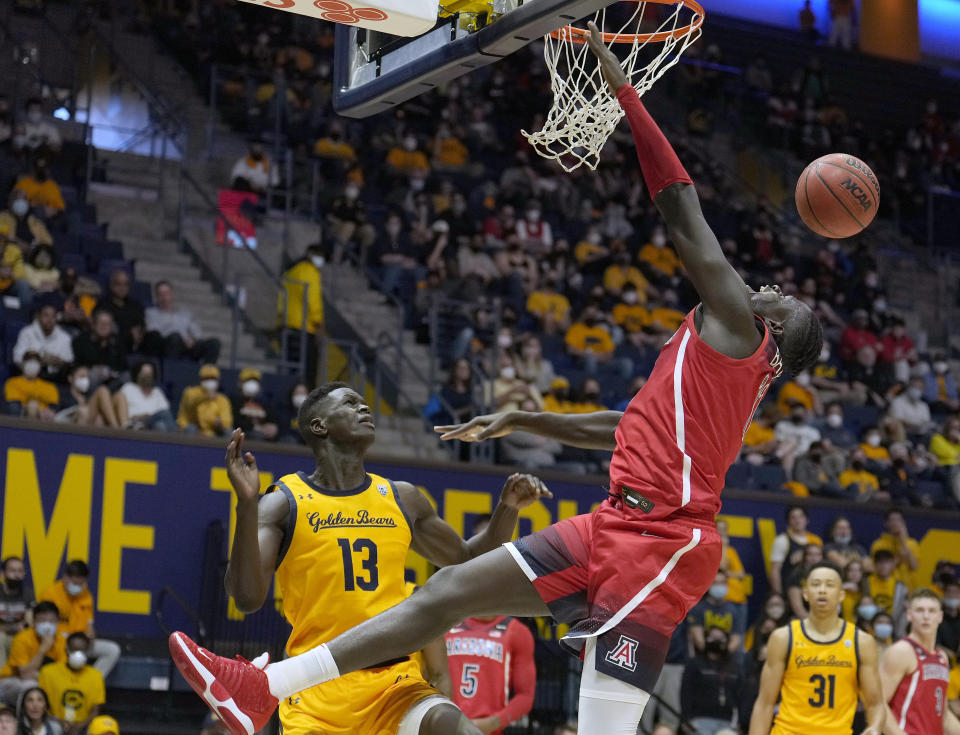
top-left (786, 543), bottom-right (825, 618)
top-left (231, 367), bottom-right (278, 441)
top-left (838, 448), bottom-right (882, 501)
top-left (39, 561), bottom-right (120, 679)
top-left (12, 303), bottom-right (74, 380)
top-left (177, 364), bottom-right (232, 436)
top-left (573, 226), bottom-right (610, 275)
top-left (774, 403), bottom-right (822, 460)
top-left (638, 225), bottom-right (682, 280)
top-left (742, 403), bottom-right (791, 466)
top-left (687, 571), bottom-right (744, 654)
top-left (38, 633), bottom-right (104, 734)
top-left (386, 134), bottom-right (430, 177)
top-left (924, 357), bottom-right (960, 413)
top-left (858, 425), bottom-right (891, 468)
top-left (514, 200), bottom-right (552, 253)
top-left (769, 505), bottom-right (824, 595)
top-left (3, 350), bottom-right (59, 420)
top-left (567, 378), bottom-right (607, 414)
top-left (868, 611), bottom-right (895, 652)
top-left (279, 243), bottom-right (327, 383)
top-left (817, 403), bottom-right (857, 448)
top-left (0, 601), bottom-right (66, 707)
top-left (276, 382), bottom-right (309, 444)
top-left (680, 626), bottom-right (741, 735)
top-left (113, 362), bottom-right (174, 431)
top-left (18, 100), bottom-right (61, 153)
top-left (57, 365), bottom-right (120, 427)
top-left (824, 517), bottom-right (869, 569)
top-left (602, 249), bottom-right (650, 300)
top-left (230, 140), bottom-right (279, 195)
top-left (14, 158), bottom-right (65, 218)
top-left (0, 189), bottom-right (53, 249)
top-left (887, 377), bottom-right (935, 440)
top-left (745, 594), bottom-right (790, 651)
top-left (776, 371), bottom-right (821, 416)
top-left (611, 282), bottom-right (650, 334)
top-left (937, 579), bottom-right (960, 653)
top-left (488, 353), bottom-right (542, 413)
top-left (0, 558), bottom-right (33, 667)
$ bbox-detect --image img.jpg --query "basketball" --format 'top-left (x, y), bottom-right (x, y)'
top-left (794, 153), bottom-right (880, 239)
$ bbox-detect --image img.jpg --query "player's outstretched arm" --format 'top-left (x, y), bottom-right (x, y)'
top-left (586, 23), bottom-right (758, 355)
top-left (878, 641), bottom-right (912, 735)
top-left (435, 409), bottom-right (622, 451)
top-left (223, 428), bottom-right (287, 613)
top-left (748, 626), bottom-right (789, 735)
top-left (397, 474), bottom-right (551, 567)
top-left (857, 631), bottom-right (887, 735)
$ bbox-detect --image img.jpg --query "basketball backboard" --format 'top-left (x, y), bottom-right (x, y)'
top-left (332, 0), bottom-right (617, 118)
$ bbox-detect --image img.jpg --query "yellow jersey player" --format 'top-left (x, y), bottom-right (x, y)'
top-left (749, 561), bottom-right (885, 735)
top-left (170, 382), bottom-right (549, 735)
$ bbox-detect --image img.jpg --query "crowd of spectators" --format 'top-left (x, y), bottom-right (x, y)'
top-left (0, 559), bottom-right (121, 735)
top-left (146, 0), bottom-right (960, 497)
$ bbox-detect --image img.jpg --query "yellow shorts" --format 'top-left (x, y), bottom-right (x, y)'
top-left (278, 659), bottom-right (441, 735)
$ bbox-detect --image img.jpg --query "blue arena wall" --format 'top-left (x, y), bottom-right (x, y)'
top-left (2, 419), bottom-right (960, 640)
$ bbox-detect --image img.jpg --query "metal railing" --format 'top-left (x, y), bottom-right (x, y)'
top-left (177, 168), bottom-right (310, 375)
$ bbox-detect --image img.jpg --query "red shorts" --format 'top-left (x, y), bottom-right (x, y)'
top-left (505, 500), bottom-right (721, 689)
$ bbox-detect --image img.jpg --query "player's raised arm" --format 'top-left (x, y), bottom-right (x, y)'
top-left (223, 429), bottom-right (288, 613)
top-left (434, 409), bottom-right (622, 451)
top-left (586, 23), bottom-right (759, 356)
top-left (857, 631), bottom-right (887, 735)
top-left (396, 474), bottom-right (552, 567)
top-left (748, 625), bottom-right (790, 735)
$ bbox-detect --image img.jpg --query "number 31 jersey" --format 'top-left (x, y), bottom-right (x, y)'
top-left (272, 471), bottom-right (413, 656)
top-left (773, 619), bottom-right (860, 735)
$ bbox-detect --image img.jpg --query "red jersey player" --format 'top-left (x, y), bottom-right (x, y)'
top-left (168, 24), bottom-right (823, 735)
top-left (444, 616), bottom-right (536, 734)
top-left (881, 588), bottom-right (960, 735)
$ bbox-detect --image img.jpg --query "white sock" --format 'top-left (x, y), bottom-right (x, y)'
top-left (265, 644), bottom-right (340, 700)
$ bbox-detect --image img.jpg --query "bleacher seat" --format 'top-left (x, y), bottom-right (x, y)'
top-left (131, 281), bottom-right (153, 307)
top-left (725, 462), bottom-right (751, 489)
top-left (844, 404), bottom-right (881, 435)
top-left (260, 371), bottom-right (298, 405)
top-left (4, 321), bottom-right (26, 364)
top-left (59, 253), bottom-right (86, 274)
top-left (751, 464), bottom-right (789, 491)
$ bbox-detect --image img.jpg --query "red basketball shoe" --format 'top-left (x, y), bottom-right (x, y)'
top-left (169, 631), bottom-right (278, 735)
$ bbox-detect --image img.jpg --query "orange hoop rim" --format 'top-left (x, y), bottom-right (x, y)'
top-left (549, 0), bottom-right (705, 45)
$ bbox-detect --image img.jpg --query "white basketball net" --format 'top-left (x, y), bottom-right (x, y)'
top-left (523, 1), bottom-right (703, 172)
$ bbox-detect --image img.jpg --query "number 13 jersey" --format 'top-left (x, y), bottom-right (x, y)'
top-left (272, 471), bottom-right (413, 656)
top-left (773, 619), bottom-right (860, 735)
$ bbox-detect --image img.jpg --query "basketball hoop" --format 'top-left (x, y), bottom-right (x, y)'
top-left (523, 0), bottom-right (705, 172)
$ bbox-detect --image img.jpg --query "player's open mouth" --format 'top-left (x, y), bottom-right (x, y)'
top-left (360, 418), bottom-right (375, 427)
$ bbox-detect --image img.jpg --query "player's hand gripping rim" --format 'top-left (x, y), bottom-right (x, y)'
top-left (434, 412), bottom-right (517, 442)
top-left (585, 20), bottom-right (630, 93)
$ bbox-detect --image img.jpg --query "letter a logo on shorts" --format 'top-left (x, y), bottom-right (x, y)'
top-left (604, 635), bottom-right (639, 672)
